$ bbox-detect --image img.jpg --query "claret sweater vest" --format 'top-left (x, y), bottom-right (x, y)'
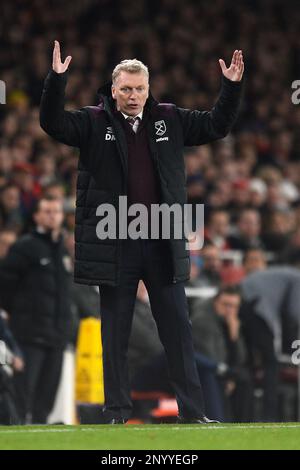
top-left (116, 110), bottom-right (162, 232)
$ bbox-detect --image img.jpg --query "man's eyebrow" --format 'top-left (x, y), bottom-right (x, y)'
top-left (120, 85), bottom-right (145, 89)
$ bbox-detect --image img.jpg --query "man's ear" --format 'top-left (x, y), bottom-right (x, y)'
top-left (111, 85), bottom-right (116, 99)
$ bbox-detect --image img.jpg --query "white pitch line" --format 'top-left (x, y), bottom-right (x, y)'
top-left (0, 424), bottom-right (300, 434)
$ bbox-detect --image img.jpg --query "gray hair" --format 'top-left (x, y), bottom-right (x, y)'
top-left (112, 59), bottom-right (149, 84)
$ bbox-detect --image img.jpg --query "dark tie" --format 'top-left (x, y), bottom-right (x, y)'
top-left (126, 116), bottom-right (140, 133)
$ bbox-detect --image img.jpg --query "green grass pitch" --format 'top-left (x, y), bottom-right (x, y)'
top-left (0, 423), bottom-right (300, 450)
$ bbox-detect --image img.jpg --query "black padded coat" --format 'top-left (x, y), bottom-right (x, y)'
top-left (40, 70), bottom-right (243, 286)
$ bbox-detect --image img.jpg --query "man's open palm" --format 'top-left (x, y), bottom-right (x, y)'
top-left (219, 50), bottom-right (244, 82)
top-left (52, 40), bottom-right (72, 73)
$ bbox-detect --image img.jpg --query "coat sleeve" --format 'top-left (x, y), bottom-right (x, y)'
top-left (176, 75), bottom-right (244, 146)
top-left (0, 242), bottom-right (31, 311)
top-left (39, 69), bottom-right (91, 148)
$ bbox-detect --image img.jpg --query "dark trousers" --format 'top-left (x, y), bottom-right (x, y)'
top-left (241, 310), bottom-right (279, 421)
top-left (99, 238), bottom-right (205, 421)
top-left (13, 343), bottom-right (63, 424)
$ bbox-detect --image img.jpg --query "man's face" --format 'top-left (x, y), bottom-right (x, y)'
top-left (243, 250), bottom-right (266, 274)
top-left (1, 186), bottom-right (20, 210)
top-left (111, 71), bottom-right (149, 116)
top-left (202, 246), bottom-right (222, 272)
top-left (214, 294), bottom-right (241, 319)
top-left (34, 200), bottom-right (64, 232)
top-left (238, 211), bottom-right (261, 238)
top-left (210, 212), bottom-right (229, 237)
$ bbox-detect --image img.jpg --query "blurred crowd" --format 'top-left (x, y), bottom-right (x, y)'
top-left (0, 0), bottom-right (300, 423)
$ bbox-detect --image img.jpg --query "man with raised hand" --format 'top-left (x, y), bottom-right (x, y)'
top-left (40, 40), bottom-right (244, 424)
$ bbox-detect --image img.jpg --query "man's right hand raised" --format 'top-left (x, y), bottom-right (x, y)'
top-left (52, 40), bottom-right (72, 73)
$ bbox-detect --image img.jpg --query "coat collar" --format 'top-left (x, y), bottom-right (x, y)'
top-left (33, 227), bottom-right (63, 245)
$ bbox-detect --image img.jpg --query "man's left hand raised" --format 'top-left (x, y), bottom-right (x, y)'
top-left (219, 50), bottom-right (244, 82)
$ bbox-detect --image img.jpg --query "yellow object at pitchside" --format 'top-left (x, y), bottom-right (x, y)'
top-left (75, 317), bottom-right (104, 404)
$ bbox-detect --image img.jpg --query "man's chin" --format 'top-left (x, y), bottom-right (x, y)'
top-left (126, 106), bottom-right (141, 114)
top-left (45, 226), bottom-right (59, 232)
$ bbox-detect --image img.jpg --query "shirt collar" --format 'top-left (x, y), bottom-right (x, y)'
top-left (36, 226), bottom-right (47, 234)
top-left (120, 109), bottom-right (143, 121)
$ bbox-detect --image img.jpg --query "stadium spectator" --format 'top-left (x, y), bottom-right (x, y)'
top-left (281, 224), bottom-right (300, 266)
top-left (227, 208), bottom-right (264, 251)
top-left (204, 210), bottom-right (231, 250)
top-left (262, 209), bottom-right (294, 256)
top-left (0, 195), bottom-right (73, 424)
top-left (190, 286), bottom-right (253, 422)
top-left (0, 184), bottom-right (23, 233)
top-left (242, 247), bottom-right (267, 276)
top-left (240, 257), bottom-right (300, 421)
top-left (11, 163), bottom-right (41, 220)
top-left (190, 242), bottom-right (223, 289)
